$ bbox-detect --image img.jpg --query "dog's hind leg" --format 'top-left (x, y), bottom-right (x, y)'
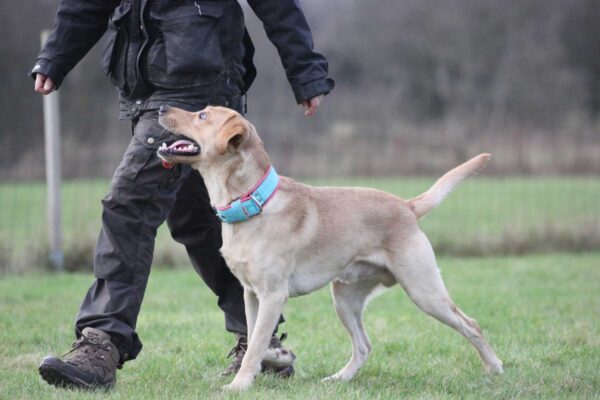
top-left (324, 279), bottom-right (382, 381)
top-left (390, 230), bottom-right (503, 374)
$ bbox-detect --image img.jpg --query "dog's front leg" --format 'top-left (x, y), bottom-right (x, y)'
top-left (243, 289), bottom-right (259, 342)
top-left (224, 289), bottom-right (287, 391)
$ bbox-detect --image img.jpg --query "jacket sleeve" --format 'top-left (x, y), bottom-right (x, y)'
top-left (247, 0), bottom-right (334, 103)
top-left (30, 0), bottom-right (120, 89)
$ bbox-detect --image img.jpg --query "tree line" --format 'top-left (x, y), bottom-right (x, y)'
top-left (0, 0), bottom-right (598, 179)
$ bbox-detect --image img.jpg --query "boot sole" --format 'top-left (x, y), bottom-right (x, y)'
top-left (38, 356), bottom-right (113, 390)
top-left (222, 364), bottom-right (295, 378)
top-left (262, 363), bottom-right (295, 379)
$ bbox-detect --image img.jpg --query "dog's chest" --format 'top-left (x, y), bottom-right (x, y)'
top-left (220, 238), bottom-right (254, 288)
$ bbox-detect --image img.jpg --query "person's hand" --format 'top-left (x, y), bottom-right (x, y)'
top-left (301, 94), bottom-right (324, 117)
top-left (34, 74), bottom-right (55, 95)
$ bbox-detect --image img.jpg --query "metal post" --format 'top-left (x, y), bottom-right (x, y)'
top-left (41, 30), bottom-right (64, 271)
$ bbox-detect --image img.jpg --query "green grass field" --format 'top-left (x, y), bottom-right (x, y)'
top-left (1, 253), bottom-right (599, 399)
top-left (1, 177), bottom-right (599, 272)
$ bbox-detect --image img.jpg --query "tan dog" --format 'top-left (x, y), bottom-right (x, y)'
top-left (157, 106), bottom-right (503, 391)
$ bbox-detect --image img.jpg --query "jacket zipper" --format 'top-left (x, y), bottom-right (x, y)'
top-left (135, 0), bottom-right (149, 85)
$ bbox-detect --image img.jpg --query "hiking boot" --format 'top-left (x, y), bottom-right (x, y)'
top-left (221, 333), bottom-right (296, 378)
top-left (221, 334), bottom-right (247, 377)
top-left (38, 327), bottom-right (120, 390)
top-left (262, 333), bottom-right (296, 378)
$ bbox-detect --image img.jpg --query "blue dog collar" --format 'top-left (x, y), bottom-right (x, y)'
top-left (215, 166), bottom-right (280, 224)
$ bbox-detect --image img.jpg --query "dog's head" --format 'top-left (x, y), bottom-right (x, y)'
top-left (157, 105), bottom-right (255, 167)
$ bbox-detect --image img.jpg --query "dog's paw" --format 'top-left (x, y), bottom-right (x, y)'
top-left (485, 360), bottom-right (504, 374)
top-left (321, 375), bottom-right (339, 383)
top-left (222, 376), bottom-right (254, 391)
top-left (322, 371), bottom-right (353, 382)
top-left (222, 382), bottom-right (250, 391)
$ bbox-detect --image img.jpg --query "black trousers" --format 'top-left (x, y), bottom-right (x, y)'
top-left (74, 105), bottom-right (274, 364)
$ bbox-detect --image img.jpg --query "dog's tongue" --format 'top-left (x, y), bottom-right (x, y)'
top-left (169, 139), bottom-right (196, 149)
top-left (161, 139), bottom-right (194, 169)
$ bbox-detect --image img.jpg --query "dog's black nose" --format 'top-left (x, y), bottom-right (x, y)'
top-left (159, 105), bottom-right (169, 115)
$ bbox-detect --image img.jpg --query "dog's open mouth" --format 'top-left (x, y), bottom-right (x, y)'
top-left (158, 139), bottom-right (200, 157)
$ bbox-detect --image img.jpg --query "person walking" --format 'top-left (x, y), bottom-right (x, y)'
top-left (31, 0), bottom-right (334, 390)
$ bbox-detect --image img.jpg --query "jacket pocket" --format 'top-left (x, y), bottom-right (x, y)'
top-left (112, 138), bottom-right (154, 184)
top-left (147, 2), bottom-right (224, 87)
top-left (100, 1), bottom-right (132, 89)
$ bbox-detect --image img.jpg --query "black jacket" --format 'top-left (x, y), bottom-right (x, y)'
top-left (31, 0), bottom-right (334, 104)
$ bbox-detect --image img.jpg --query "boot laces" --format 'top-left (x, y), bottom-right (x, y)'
top-left (226, 332), bottom-right (288, 357)
top-left (62, 335), bottom-right (116, 375)
top-left (270, 332), bottom-right (288, 348)
top-left (226, 335), bottom-right (247, 359)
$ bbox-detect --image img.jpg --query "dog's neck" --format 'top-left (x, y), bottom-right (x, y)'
top-left (201, 144), bottom-right (271, 208)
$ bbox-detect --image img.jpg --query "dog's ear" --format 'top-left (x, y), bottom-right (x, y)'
top-left (216, 117), bottom-right (249, 155)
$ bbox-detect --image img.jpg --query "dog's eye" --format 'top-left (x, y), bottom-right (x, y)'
top-left (199, 111), bottom-right (207, 120)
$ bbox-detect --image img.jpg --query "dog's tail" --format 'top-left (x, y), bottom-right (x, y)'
top-left (408, 153), bottom-right (491, 219)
